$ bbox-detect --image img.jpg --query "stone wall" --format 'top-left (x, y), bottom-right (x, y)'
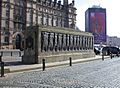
top-left (38, 26), bottom-right (95, 64)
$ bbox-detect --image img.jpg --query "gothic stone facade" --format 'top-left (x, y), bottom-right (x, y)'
top-left (0, 0), bottom-right (76, 49)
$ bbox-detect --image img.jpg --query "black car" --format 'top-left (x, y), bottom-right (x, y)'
top-left (102, 46), bottom-right (119, 55)
top-left (94, 48), bottom-right (100, 55)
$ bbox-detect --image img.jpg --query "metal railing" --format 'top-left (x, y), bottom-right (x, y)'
top-left (0, 49), bottom-right (23, 57)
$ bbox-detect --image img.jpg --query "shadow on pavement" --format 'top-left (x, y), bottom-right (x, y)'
top-left (4, 61), bottom-right (26, 66)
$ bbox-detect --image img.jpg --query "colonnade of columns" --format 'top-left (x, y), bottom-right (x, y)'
top-left (41, 32), bottom-right (93, 52)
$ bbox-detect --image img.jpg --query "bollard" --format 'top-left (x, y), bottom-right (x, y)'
top-left (1, 62), bottom-right (4, 77)
top-left (69, 57), bottom-right (72, 66)
top-left (0, 55), bottom-right (1, 62)
top-left (42, 59), bottom-right (45, 71)
top-left (102, 54), bottom-right (104, 61)
top-left (110, 53), bottom-right (112, 59)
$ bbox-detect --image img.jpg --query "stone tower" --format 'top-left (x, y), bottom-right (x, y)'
top-left (63, 0), bottom-right (69, 28)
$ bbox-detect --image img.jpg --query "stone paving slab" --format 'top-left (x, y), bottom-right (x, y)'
top-left (1, 55), bottom-right (109, 73)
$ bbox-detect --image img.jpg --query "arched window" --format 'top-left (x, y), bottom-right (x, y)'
top-left (16, 34), bottom-right (22, 49)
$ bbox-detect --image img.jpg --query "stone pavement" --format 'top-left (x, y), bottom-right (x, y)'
top-left (2, 55), bottom-right (109, 73)
top-left (0, 55), bottom-right (120, 88)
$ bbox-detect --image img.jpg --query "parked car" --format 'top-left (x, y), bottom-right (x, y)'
top-left (102, 46), bottom-right (119, 56)
top-left (94, 48), bottom-right (100, 55)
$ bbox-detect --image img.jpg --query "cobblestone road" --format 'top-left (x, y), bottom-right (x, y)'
top-left (1, 57), bottom-right (120, 88)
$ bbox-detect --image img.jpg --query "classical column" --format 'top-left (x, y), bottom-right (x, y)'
top-left (54, 33), bottom-right (58, 51)
top-left (59, 33), bottom-right (62, 51)
top-left (84, 37), bottom-right (86, 50)
top-left (41, 32), bottom-right (48, 52)
top-left (63, 34), bottom-right (66, 51)
top-left (41, 13), bottom-right (44, 25)
top-left (51, 15), bottom-right (54, 26)
top-left (47, 32), bottom-right (50, 51)
top-left (79, 36), bottom-right (81, 50)
top-left (69, 34), bottom-right (71, 50)
top-left (44, 32), bottom-right (48, 51)
top-left (70, 35), bottom-right (73, 51)
top-left (41, 32), bottom-right (44, 52)
top-left (76, 35), bottom-right (79, 50)
top-left (50, 33), bottom-right (54, 51)
top-left (90, 37), bottom-right (93, 49)
top-left (82, 36), bottom-right (84, 50)
top-left (66, 34), bottom-right (69, 51)
top-left (53, 33), bottom-right (55, 51)
top-left (87, 37), bottom-right (89, 50)
top-left (73, 35), bottom-right (75, 50)
top-left (88, 37), bottom-right (90, 50)
top-left (57, 33), bottom-right (59, 51)
top-left (46, 14), bottom-right (49, 26)
top-left (73, 35), bottom-right (76, 50)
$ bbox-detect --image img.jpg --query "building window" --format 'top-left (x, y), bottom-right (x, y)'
top-left (5, 20), bottom-right (9, 28)
top-left (4, 36), bottom-right (9, 45)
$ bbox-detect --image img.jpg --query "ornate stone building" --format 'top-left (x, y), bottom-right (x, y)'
top-left (1, 0), bottom-right (26, 49)
top-left (26, 0), bottom-right (76, 28)
top-left (0, 0), bottom-right (77, 49)
top-left (0, 0), bottom-right (94, 64)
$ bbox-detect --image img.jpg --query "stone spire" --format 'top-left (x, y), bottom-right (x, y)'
top-left (72, 0), bottom-right (75, 6)
top-left (63, 0), bottom-right (68, 6)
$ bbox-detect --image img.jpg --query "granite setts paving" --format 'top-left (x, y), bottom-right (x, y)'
top-left (1, 57), bottom-right (120, 88)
